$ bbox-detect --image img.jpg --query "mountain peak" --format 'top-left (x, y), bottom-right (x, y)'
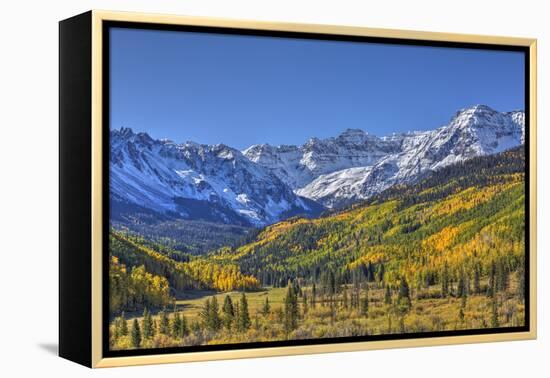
top-left (339, 128), bottom-right (367, 137)
top-left (469, 104), bottom-right (496, 112)
top-left (112, 127), bottom-right (136, 138)
top-left (448, 105), bottom-right (502, 129)
top-left (341, 127), bottom-right (366, 134)
top-left (457, 104), bottom-right (497, 117)
top-left (336, 128), bottom-right (371, 144)
top-left (111, 127), bottom-right (155, 144)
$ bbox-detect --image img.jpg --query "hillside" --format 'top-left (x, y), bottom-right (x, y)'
top-left (109, 231), bottom-right (259, 315)
top-left (109, 146), bottom-right (526, 350)
top-left (110, 127), bottom-right (323, 228)
top-left (111, 105), bottom-right (524, 232)
top-left (212, 146), bottom-right (526, 289)
top-left (110, 217), bottom-right (254, 255)
top-left (249, 105), bottom-right (524, 207)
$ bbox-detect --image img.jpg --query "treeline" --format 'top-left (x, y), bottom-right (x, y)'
top-left (110, 256), bottom-right (525, 350)
top-left (209, 147), bottom-right (525, 296)
top-left (110, 232), bottom-right (260, 316)
top-left (365, 145), bottom-right (525, 209)
top-left (110, 232), bottom-right (198, 292)
top-left (109, 256), bottom-right (172, 314)
top-left (112, 230), bottom-right (192, 262)
top-left (111, 281), bottom-right (321, 349)
top-left (111, 307), bottom-right (190, 349)
top-left (112, 218), bottom-right (253, 255)
top-left (110, 293), bottom-right (254, 349)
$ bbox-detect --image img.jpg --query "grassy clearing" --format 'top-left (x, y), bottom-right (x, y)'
top-left (110, 277), bottom-right (525, 351)
top-left (174, 287), bottom-right (287, 319)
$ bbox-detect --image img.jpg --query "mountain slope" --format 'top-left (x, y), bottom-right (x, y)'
top-left (110, 105), bottom-right (524, 231)
top-left (243, 128), bottom-right (401, 188)
top-left (110, 231), bottom-right (259, 292)
top-left (110, 128), bottom-right (323, 227)
top-left (247, 105), bottom-right (524, 208)
top-left (212, 147), bottom-right (525, 287)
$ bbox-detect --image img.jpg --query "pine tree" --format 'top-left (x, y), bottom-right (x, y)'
top-left (120, 312), bottom-right (129, 336)
top-left (131, 318), bottom-right (142, 348)
top-left (191, 320), bottom-right (201, 335)
top-left (399, 316), bottom-right (405, 333)
top-left (384, 285), bottom-right (392, 305)
top-left (377, 264), bottom-right (385, 287)
top-left (153, 319), bottom-right (158, 337)
top-left (329, 271), bottom-right (336, 298)
top-left (517, 258), bottom-right (526, 303)
top-left (159, 309), bottom-right (170, 335)
top-left (200, 298), bottom-right (212, 330)
top-left (293, 280), bottom-right (302, 297)
top-left (284, 282), bottom-right (299, 334)
top-left (222, 295), bottom-right (235, 330)
top-left (330, 301), bottom-right (336, 325)
top-left (209, 296), bottom-right (222, 331)
top-left (353, 274), bottom-right (361, 309)
top-left (142, 308), bottom-right (154, 339)
top-left (441, 263), bottom-right (450, 298)
top-left (491, 297), bottom-right (499, 328)
top-left (113, 317), bottom-right (121, 339)
top-left (360, 291), bottom-right (369, 316)
top-left (311, 283), bottom-right (317, 308)
top-left (181, 314), bottom-right (189, 337)
top-left (398, 278), bottom-right (411, 309)
top-left (171, 312), bottom-right (183, 339)
top-left (342, 288), bottom-right (349, 309)
top-left (457, 271), bottom-right (467, 299)
top-left (496, 260), bottom-right (504, 292)
top-left (237, 293), bottom-right (251, 332)
top-left (473, 263), bottom-right (481, 294)
top-left (302, 291), bottom-right (308, 316)
top-left (497, 260), bottom-right (509, 293)
top-left (262, 296), bottom-right (271, 317)
top-left (487, 260), bottom-right (496, 298)
top-left (275, 306), bottom-right (284, 324)
top-left (459, 295), bottom-right (467, 323)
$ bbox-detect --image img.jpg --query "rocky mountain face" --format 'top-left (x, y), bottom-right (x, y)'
top-left (111, 105), bottom-right (524, 225)
top-left (110, 128), bottom-right (323, 227)
top-left (247, 105), bottom-right (525, 208)
top-left (243, 128), bottom-right (401, 189)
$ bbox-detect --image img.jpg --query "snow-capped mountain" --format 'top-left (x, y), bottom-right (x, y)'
top-left (243, 128), bottom-right (401, 189)
top-left (248, 105), bottom-right (525, 208)
top-left (110, 128), bottom-right (323, 227)
top-left (111, 105), bottom-right (524, 225)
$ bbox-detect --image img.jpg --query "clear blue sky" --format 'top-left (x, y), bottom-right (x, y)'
top-left (109, 27), bottom-right (525, 149)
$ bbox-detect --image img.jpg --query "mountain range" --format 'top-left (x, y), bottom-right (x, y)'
top-left (110, 129), bottom-right (324, 227)
top-left (110, 104), bottom-right (524, 227)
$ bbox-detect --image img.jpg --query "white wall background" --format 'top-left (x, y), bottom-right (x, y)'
top-left (1, 0), bottom-right (547, 376)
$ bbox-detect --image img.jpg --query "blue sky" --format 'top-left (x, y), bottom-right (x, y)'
top-left (110, 28), bottom-right (525, 149)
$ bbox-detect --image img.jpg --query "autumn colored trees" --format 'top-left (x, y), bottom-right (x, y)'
top-left (109, 256), bottom-right (171, 314)
top-left (111, 307), bottom-right (190, 349)
top-left (108, 147), bottom-right (527, 351)
top-left (109, 232), bottom-right (260, 315)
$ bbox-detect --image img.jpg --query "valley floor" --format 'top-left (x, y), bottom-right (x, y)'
top-left (109, 277), bottom-right (525, 351)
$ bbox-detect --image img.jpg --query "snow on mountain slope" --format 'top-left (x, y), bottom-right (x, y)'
top-left (110, 128), bottom-right (322, 227)
top-left (295, 105), bottom-right (525, 207)
top-left (247, 105), bottom-right (524, 208)
top-left (111, 105), bottom-right (525, 221)
top-left (243, 128), bottom-right (401, 188)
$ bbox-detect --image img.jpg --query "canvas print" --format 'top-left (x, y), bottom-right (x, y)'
top-left (107, 27), bottom-right (527, 352)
